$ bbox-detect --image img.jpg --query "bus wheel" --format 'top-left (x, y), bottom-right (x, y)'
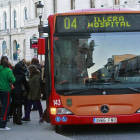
top-left (55, 125), bottom-right (59, 133)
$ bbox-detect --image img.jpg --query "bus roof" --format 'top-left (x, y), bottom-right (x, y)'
top-left (67, 8), bottom-right (136, 13)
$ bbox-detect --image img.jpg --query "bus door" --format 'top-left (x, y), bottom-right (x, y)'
top-left (45, 37), bottom-right (51, 123)
top-left (38, 31), bottom-right (51, 123)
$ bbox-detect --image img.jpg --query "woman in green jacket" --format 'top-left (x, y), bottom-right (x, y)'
top-left (22, 65), bottom-right (43, 122)
top-left (0, 56), bottom-right (16, 131)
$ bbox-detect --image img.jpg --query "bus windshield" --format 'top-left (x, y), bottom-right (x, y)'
top-left (54, 32), bottom-right (140, 95)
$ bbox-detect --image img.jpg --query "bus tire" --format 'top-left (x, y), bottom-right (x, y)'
top-left (55, 125), bottom-right (59, 133)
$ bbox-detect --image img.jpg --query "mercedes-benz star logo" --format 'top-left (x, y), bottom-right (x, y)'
top-left (100, 105), bottom-right (109, 114)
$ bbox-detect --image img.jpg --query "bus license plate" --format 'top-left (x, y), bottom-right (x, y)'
top-left (93, 118), bottom-right (117, 123)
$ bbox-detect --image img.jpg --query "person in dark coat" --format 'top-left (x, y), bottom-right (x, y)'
top-left (11, 63), bottom-right (29, 125)
top-left (18, 60), bottom-right (30, 115)
top-left (18, 60), bottom-right (28, 77)
top-left (22, 65), bottom-right (43, 122)
top-left (30, 58), bottom-right (41, 111)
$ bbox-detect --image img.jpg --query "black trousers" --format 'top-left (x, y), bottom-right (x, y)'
top-left (23, 97), bottom-right (28, 115)
top-left (0, 91), bottom-right (11, 128)
top-left (12, 104), bottom-right (22, 123)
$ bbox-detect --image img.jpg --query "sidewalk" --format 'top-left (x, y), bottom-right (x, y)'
top-left (0, 101), bottom-right (73, 140)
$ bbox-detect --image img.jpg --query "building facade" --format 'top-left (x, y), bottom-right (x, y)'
top-left (0, 0), bottom-right (27, 62)
top-left (0, 0), bottom-right (140, 62)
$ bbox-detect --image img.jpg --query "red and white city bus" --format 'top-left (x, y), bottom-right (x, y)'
top-left (39, 8), bottom-right (140, 132)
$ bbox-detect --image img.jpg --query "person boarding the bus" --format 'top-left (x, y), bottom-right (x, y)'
top-left (21, 65), bottom-right (44, 122)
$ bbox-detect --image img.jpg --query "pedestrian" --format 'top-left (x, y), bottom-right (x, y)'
top-left (22, 61), bottom-right (30, 116)
top-left (18, 60), bottom-right (27, 74)
top-left (13, 52), bottom-right (17, 60)
top-left (22, 59), bottom-right (27, 64)
top-left (0, 56), bottom-right (16, 130)
top-left (26, 61), bottom-right (30, 66)
top-left (21, 65), bottom-right (44, 122)
top-left (31, 58), bottom-right (41, 111)
top-left (26, 61), bottom-right (31, 79)
top-left (11, 63), bottom-right (29, 125)
top-left (8, 64), bottom-right (14, 119)
top-left (1, 56), bottom-right (14, 119)
top-left (31, 58), bottom-right (41, 72)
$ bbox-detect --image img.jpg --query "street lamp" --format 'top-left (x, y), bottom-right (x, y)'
top-left (36, 1), bottom-right (44, 25)
top-left (36, 1), bottom-right (44, 60)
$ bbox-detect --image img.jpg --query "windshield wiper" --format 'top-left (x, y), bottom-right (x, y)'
top-left (64, 88), bottom-right (106, 95)
top-left (64, 89), bottom-right (90, 95)
top-left (94, 82), bottom-right (111, 85)
top-left (118, 84), bottom-right (140, 93)
top-left (86, 80), bottom-right (120, 86)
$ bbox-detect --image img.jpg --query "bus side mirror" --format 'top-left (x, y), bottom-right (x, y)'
top-left (38, 38), bottom-right (46, 55)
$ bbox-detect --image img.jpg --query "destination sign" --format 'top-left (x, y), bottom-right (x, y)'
top-left (55, 14), bottom-right (140, 33)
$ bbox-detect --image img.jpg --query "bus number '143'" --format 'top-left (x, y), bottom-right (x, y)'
top-left (53, 100), bottom-right (61, 106)
top-left (64, 18), bottom-right (77, 29)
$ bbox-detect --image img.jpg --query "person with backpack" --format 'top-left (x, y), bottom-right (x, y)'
top-left (0, 56), bottom-right (16, 130)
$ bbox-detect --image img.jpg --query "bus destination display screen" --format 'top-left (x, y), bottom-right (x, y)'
top-left (55, 14), bottom-right (140, 33)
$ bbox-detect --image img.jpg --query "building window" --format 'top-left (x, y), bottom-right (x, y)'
top-left (54, 0), bottom-right (57, 13)
top-left (35, 2), bottom-right (38, 18)
top-left (4, 12), bottom-right (7, 29)
top-left (71, 0), bottom-right (75, 10)
top-left (13, 40), bottom-right (18, 60)
top-left (24, 7), bottom-right (27, 19)
top-left (2, 41), bottom-right (7, 56)
top-left (90, 0), bottom-right (95, 8)
top-left (13, 10), bottom-right (17, 28)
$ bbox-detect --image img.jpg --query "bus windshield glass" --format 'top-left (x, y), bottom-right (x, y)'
top-left (54, 32), bottom-right (140, 95)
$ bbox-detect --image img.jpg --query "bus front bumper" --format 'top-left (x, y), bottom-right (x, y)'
top-left (50, 113), bottom-right (140, 125)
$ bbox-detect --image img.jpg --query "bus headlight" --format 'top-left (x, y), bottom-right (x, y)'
top-left (57, 108), bottom-right (73, 115)
top-left (51, 108), bottom-right (57, 114)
